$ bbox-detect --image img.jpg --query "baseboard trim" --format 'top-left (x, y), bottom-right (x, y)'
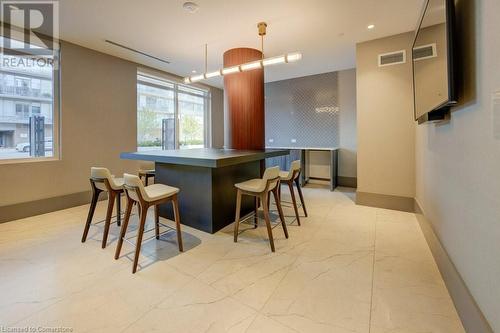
top-left (414, 201), bottom-right (493, 333)
top-left (0, 191), bottom-right (96, 224)
top-left (338, 176), bottom-right (357, 188)
top-left (356, 191), bottom-right (415, 212)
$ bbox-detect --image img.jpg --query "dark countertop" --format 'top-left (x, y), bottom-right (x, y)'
top-left (265, 146), bottom-right (339, 150)
top-left (120, 148), bottom-right (289, 168)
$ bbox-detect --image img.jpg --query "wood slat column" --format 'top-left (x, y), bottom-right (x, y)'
top-left (223, 48), bottom-right (264, 150)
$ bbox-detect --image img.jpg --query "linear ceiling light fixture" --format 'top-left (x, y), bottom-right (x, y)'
top-left (183, 22), bottom-right (302, 84)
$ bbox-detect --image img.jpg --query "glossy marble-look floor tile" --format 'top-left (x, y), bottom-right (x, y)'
top-left (370, 211), bottom-right (465, 333)
top-left (0, 186), bottom-right (464, 332)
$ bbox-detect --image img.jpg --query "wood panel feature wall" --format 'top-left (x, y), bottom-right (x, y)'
top-left (223, 48), bottom-right (265, 150)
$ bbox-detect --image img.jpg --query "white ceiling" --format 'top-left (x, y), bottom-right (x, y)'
top-left (57, 0), bottom-right (425, 88)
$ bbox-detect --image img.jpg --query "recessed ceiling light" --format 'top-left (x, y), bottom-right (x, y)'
top-left (183, 2), bottom-right (199, 13)
top-left (367, 24), bottom-right (375, 30)
top-left (191, 70), bottom-right (197, 73)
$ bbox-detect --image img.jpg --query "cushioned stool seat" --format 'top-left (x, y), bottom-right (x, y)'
top-left (235, 179), bottom-right (267, 193)
top-left (143, 184), bottom-right (179, 201)
top-left (278, 170), bottom-right (291, 180)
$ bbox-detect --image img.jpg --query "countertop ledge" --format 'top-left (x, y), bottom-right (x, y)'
top-left (265, 146), bottom-right (339, 150)
top-left (120, 148), bottom-right (289, 168)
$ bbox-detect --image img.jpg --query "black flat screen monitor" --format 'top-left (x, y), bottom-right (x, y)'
top-left (412, 0), bottom-right (457, 123)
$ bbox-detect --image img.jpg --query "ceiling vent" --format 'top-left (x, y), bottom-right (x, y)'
top-left (378, 50), bottom-right (406, 67)
top-left (413, 43), bottom-right (437, 61)
top-left (105, 40), bottom-right (170, 64)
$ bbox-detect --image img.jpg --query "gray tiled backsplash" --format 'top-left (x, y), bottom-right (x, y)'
top-left (265, 71), bottom-right (339, 148)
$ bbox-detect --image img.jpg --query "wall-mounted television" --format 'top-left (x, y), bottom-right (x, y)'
top-left (412, 0), bottom-right (457, 123)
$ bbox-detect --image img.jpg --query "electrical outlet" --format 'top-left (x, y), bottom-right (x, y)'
top-left (291, 139), bottom-right (297, 143)
top-left (268, 139), bottom-right (274, 143)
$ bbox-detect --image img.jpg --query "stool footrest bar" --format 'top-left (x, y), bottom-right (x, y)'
top-left (123, 227), bottom-right (177, 247)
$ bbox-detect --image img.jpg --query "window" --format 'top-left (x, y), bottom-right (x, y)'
top-left (0, 34), bottom-right (60, 161)
top-left (32, 104), bottom-right (41, 115)
top-left (137, 72), bottom-right (210, 151)
top-left (178, 86), bottom-right (208, 148)
top-left (15, 103), bottom-right (29, 116)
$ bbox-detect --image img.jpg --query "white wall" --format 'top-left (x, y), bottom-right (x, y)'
top-left (416, 0), bottom-right (500, 330)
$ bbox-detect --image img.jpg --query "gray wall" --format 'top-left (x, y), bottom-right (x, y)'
top-left (0, 41), bottom-right (224, 208)
top-left (265, 69), bottom-right (357, 179)
top-left (416, 0), bottom-right (499, 330)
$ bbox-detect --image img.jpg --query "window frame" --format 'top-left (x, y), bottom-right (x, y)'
top-left (0, 32), bottom-right (61, 165)
top-left (136, 71), bottom-right (211, 150)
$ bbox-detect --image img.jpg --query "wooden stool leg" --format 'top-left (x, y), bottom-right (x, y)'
top-left (295, 178), bottom-right (308, 217)
top-left (154, 205), bottom-right (160, 240)
top-left (102, 191), bottom-right (116, 248)
top-left (115, 198), bottom-right (133, 259)
top-left (82, 188), bottom-right (101, 243)
top-left (262, 193), bottom-right (275, 252)
top-left (288, 182), bottom-right (301, 226)
top-left (116, 192), bottom-right (121, 227)
top-left (254, 197), bottom-right (259, 229)
top-left (233, 190), bottom-right (242, 242)
top-left (132, 204), bottom-right (148, 274)
top-left (172, 195), bottom-right (183, 252)
top-left (273, 188), bottom-right (288, 239)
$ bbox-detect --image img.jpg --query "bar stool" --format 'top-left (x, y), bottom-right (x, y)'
top-left (233, 166), bottom-right (288, 252)
top-left (115, 173), bottom-right (183, 273)
top-left (138, 162), bottom-right (155, 186)
top-left (138, 169), bottom-right (155, 186)
top-left (279, 160), bottom-right (308, 226)
top-left (81, 167), bottom-right (124, 249)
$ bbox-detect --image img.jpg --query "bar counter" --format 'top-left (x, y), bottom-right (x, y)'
top-left (121, 148), bottom-right (289, 233)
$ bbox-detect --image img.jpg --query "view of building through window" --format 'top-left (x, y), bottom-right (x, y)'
top-left (0, 37), bottom-right (58, 161)
top-left (137, 73), bottom-right (210, 150)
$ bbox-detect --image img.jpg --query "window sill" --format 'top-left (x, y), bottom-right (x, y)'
top-left (0, 156), bottom-right (61, 165)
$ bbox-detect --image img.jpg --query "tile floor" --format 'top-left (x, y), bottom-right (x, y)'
top-left (0, 186), bottom-right (465, 333)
